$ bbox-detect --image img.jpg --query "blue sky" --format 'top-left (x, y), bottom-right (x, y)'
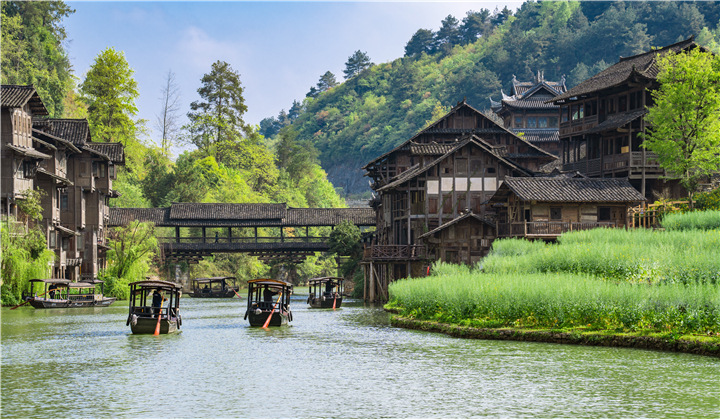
top-left (65, 1), bottom-right (521, 153)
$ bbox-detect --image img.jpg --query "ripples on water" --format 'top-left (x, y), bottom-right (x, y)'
top-left (2, 293), bottom-right (718, 418)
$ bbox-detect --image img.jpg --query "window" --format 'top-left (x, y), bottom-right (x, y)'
top-left (629, 92), bottom-right (636, 110)
top-left (619, 95), bottom-right (627, 112)
top-left (442, 194), bottom-right (452, 214)
top-left (538, 117), bottom-right (548, 128)
top-left (524, 209), bottom-right (531, 222)
top-left (561, 107), bottom-right (569, 123)
top-left (61, 193), bottom-right (68, 211)
top-left (92, 161), bottom-right (98, 177)
top-left (550, 207), bottom-right (562, 220)
top-left (599, 99), bottom-right (606, 116)
top-left (99, 163), bottom-right (106, 178)
top-left (571, 105), bottom-right (579, 120)
top-left (548, 116), bottom-right (558, 128)
top-left (515, 117), bottom-right (523, 127)
top-left (527, 117), bottom-right (537, 128)
top-left (23, 161), bottom-right (35, 178)
top-left (598, 207), bottom-right (611, 221)
top-left (77, 234), bottom-right (84, 252)
top-left (579, 104), bottom-right (584, 119)
top-left (49, 231), bottom-right (56, 248)
top-left (445, 251), bottom-right (458, 263)
top-left (608, 98), bottom-right (615, 114)
top-left (486, 167), bottom-right (496, 174)
top-left (61, 237), bottom-right (69, 251)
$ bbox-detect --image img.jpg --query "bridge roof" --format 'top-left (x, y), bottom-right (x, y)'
top-left (109, 203), bottom-right (375, 228)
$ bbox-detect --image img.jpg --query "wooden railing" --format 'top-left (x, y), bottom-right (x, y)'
top-left (497, 221), bottom-right (617, 237)
top-left (157, 236), bottom-right (326, 244)
top-left (627, 201), bottom-right (686, 228)
top-left (368, 245), bottom-right (427, 261)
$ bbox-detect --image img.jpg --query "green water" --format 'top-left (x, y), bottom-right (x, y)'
top-left (2, 294), bottom-right (718, 418)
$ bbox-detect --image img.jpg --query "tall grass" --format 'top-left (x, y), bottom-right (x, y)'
top-left (482, 228), bottom-right (720, 285)
top-left (388, 263), bottom-right (720, 335)
top-left (661, 210), bottom-right (720, 231)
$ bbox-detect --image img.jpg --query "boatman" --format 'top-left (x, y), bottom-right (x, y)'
top-left (263, 285), bottom-right (278, 303)
top-left (152, 289), bottom-right (166, 317)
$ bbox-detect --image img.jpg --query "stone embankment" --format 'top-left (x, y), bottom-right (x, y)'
top-left (390, 316), bottom-right (720, 358)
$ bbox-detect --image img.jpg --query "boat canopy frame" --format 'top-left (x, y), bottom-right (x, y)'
top-left (128, 280), bottom-right (182, 321)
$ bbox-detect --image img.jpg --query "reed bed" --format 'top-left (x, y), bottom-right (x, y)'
top-left (482, 228), bottom-right (720, 285)
top-left (388, 263), bottom-right (720, 335)
top-left (661, 210), bottom-right (720, 231)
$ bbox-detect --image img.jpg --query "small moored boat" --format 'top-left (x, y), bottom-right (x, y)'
top-left (244, 279), bottom-right (293, 327)
top-left (307, 277), bottom-right (344, 309)
top-left (127, 280), bottom-right (182, 334)
top-left (188, 276), bottom-right (239, 298)
top-left (24, 279), bottom-right (116, 309)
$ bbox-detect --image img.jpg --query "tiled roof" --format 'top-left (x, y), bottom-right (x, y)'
top-left (31, 128), bottom-right (81, 153)
top-left (584, 109), bottom-right (647, 135)
top-left (490, 177), bottom-right (646, 203)
top-left (419, 212), bottom-right (495, 239)
top-left (84, 142), bottom-right (125, 164)
top-left (169, 203), bottom-right (287, 220)
top-left (409, 142), bottom-right (454, 155)
top-left (1, 85), bottom-right (48, 115)
top-left (512, 129), bottom-right (559, 143)
top-left (551, 38), bottom-right (698, 102)
top-left (109, 205), bottom-right (375, 227)
top-left (502, 99), bottom-right (559, 109)
top-left (4, 144), bottom-right (51, 159)
top-left (32, 118), bottom-right (91, 146)
top-left (285, 208), bottom-right (376, 226)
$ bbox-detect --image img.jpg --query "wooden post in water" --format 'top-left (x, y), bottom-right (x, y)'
top-left (369, 261), bottom-right (375, 302)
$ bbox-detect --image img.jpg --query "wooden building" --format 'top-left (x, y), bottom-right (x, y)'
top-left (548, 37), bottom-right (706, 200)
top-left (1, 85), bottom-right (50, 217)
top-left (487, 176), bottom-right (646, 239)
top-left (490, 71), bottom-right (566, 156)
top-left (33, 118), bottom-right (125, 280)
top-left (361, 100), bottom-right (557, 300)
top-left (417, 211), bottom-right (496, 265)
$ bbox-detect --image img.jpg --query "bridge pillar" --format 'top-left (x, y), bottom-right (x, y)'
top-left (202, 227), bottom-right (206, 243)
top-left (228, 227), bottom-right (232, 243)
top-left (175, 227), bottom-right (180, 243)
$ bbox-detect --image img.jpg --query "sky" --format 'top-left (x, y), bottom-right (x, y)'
top-left (64, 1), bottom-right (522, 154)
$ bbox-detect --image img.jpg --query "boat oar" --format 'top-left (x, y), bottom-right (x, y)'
top-left (153, 299), bottom-right (166, 336)
top-left (10, 290), bottom-right (51, 310)
top-left (332, 288), bottom-right (337, 310)
top-left (262, 292), bottom-right (283, 329)
top-left (231, 288), bottom-right (243, 299)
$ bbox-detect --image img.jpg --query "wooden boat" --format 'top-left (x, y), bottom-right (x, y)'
top-left (24, 279), bottom-right (116, 309)
top-left (244, 279), bottom-right (293, 327)
top-left (126, 280), bottom-right (182, 334)
top-left (188, 276), bottom-right (239, 298)
top-left (307, 277), bottom-right (344, 309)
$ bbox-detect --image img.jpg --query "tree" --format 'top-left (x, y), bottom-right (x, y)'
top-left (155, 69), bottom-right (182, 157)
top-left (435, 15), bottom-right (462, 54)
top-left (185, 60), bottom-right (248, 156)
top-left (343, 50), bottom-right (373, 79)
top-left (643, 47), bottom-right (720, 208)
top-left (276, 127), bottom-right (319, 184)
top-left (405, 29), bottom-right (435, 57)
top-left (461, 9), bottom-right (491, 45)
top-left (1, 1), bottom-right (75, 117)
top-left (328, 220), bottom-right (361, 257)
top-left (105, 221), bottom-right (157, 298)
top-left (80, 47), bottom-right (139, 145)
top-left (317, 71), bottom-right (339, 92)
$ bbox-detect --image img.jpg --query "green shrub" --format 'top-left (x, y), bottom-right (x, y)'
top-left (661, 210), bottom-right (720, 231)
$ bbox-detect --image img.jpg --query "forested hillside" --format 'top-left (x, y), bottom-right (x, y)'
top-left (260, 1), bottom-right (720, 194)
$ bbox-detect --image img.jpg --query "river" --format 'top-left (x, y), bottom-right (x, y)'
top-left (2, 291), bottom-right (718, 418)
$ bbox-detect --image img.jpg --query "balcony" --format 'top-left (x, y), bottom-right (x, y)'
top-left (497, 221), bottom-right (618, 238)
top-left (366, 245), bottom-right (427, 261)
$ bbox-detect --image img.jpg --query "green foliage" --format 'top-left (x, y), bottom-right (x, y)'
top-left (104, 221), bottom-right (157, 299)
top-left (643, 48), bottom-right (720, 207)
top-left (661, 210), bottom-right (720, 231)
top-left (80, 47), bottom-right (140, 145)
top-left (343, 50), bottom-right (373, 80)
top-left (388, 264), bottom-right (719, 336)
top-left (1, 1), bottom-right (74, 117)
top-left (1, 216), bottom-right (55, 306)
top-left (482, 229), bottom-right (720, 285)
top-left (328, 220), bottom-right (361, 257)
top-left (695, 187), bottom-right (720, 211)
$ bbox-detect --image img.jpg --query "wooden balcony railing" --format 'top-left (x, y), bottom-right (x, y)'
top-left (368, 245), bottom-right (427, 261)
top-left (497, 221), bottom-right (618, 237)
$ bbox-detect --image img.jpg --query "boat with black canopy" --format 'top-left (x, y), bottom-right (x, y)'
top-left (126, 280), bottom-right (182, 334)
top-left (307, 277), bottom-right (344, 309)
top-left (24, 279), bottom-right (116, 308)
top-left (188, 276), bottom-right (239, 298)
top-left (244, 279), bottom-right (293, 327)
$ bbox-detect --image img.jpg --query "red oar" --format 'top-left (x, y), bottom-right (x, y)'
top-left (154, 299), bottom-right (165, 336)
top-left (332, 289), bottom-right (337, 310)
top-left (262, 292), bottom-right (283, 329)
top-left (231, 288), bottom-right (243, 299)
top-left (10, 290), bottom-right (51, 310)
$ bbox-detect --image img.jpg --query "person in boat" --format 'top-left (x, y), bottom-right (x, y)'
top-left (152, 289), bottom-right (166, 317)
top-left (48, 283), bottom-right (59, 299)
top-left (263, 285), bottom-right (278, 303)
top-left (203, 284), bottom-right (209, 293)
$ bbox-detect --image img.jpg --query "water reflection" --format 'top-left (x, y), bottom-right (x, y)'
top-left (2, 295), bottom-right (718, 418)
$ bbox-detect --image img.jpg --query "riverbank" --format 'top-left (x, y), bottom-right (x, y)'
top-left (389, 315), bottom-right (720, 358)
